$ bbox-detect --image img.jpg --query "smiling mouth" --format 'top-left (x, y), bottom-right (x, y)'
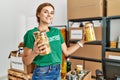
top-left (46, 17), bottom-right (52, 19)
top-left (46, 18), bottom-right (52, 21)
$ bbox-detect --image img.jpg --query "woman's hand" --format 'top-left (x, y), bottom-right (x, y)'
top-left (33, 39), bottom-right (47, 55)
top-left (78, 29), bottom-right (86, 45)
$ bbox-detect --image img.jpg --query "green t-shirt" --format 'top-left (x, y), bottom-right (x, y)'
top-left (24, 27), bottom-right (64, 66)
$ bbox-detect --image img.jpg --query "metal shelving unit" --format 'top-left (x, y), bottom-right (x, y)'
top-left (67, 17), bottom-right (106, 79)
top-left (67, 17), bottom-right (104, 61)
top-left (67, 16), bottom-right (120, 79)
top-left (102, 16), bottom-right (120, 80)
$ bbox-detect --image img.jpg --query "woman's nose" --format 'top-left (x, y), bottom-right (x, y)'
top-left (47, 13), bottom-right (51, 17)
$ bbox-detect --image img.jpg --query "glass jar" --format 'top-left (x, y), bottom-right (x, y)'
top-left (34, 31), bottom-right (51, 55)
top-left (84, 22), bottom-right (96, 41)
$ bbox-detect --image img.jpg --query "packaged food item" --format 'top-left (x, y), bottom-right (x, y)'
top-left (61, 54), bottom-right (67, 79)
top-left (67, 58), bottom-right (71, 72)
top-left (33, 31), bottom-right (51, 55)
top-left (110, 41), bottom-right (117, 48)
top-left (84, 22), bottom-right (96, 41)
top-left (76, 65), bottom-right (83, 74)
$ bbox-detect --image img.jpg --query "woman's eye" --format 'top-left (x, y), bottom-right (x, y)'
top-left (44, 11), bottom-right (48, 13)
top-left (43, 10), bottom-right (54, 15)
top-left (51, 12), bottom-right (54, 15)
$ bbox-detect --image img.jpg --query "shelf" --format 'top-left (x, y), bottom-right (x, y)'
top-left (67, 2), bottom-right (120, 79)
top-left (105, 58), bottom-right (120, 63)
top-left (69, 40), bottom-right (102, 45)
top-left (68, 17), bottom-right (103, 22)
top-left (67, 16), bottom-right (104, 79)
top-left (85, 41), bottom-right (102, 45)
top-left (68, 56), bottom-right (102, 63)
top-left (107, 16), bottom-right (120, 20)
top-left (105, 47), bottom-right (120, 52)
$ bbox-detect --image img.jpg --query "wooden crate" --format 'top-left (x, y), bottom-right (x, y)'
top-left (8, 69), bottom-right (32, 80)
top-left (8, 75), bottom-right (18, 80)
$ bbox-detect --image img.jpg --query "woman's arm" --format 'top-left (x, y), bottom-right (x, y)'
top-left (62, 40), bottom-right (84, 57)
top-left (22, 47), bottom-right (37, 65)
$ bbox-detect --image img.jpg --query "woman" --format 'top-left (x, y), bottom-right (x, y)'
top-left (22, 2), bottom-right (85, 80)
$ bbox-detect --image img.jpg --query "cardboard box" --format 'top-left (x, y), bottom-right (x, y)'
top-left (106, 51), bottom-right (120, 60)
top-left (94, 27), bottom-right (102, 41)
top-left (9, 51), bottom-right (35, 74)
top-left (69, 28), bottom-right (83, 40)
top-left (67, 0), bottom-right (105, 19)
top-left (63, 71), bottom-right (91, 80)
top-left (66, 70), bottom-right (91, 80)
top-left (84, 61), bottom-right (102, 76)
top-left (70, 44), bottom-right (102, 60)
top-left (69, 27), bottom-right (102, 41)
top-left (83, 71), bottom-right (92, 80)
top-left (107, 0), bottom-right (120, 16)
top-left (70, 58), bottom-right (84, 70)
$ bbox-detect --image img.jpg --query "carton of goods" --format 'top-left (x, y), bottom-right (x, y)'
top-left (8, 51), bottom-right (35, 74)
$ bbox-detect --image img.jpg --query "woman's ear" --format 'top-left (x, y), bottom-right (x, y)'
top-left (37, 14), bottom-right (40, 18)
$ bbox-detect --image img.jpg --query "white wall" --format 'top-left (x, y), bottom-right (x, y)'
top-left (0, 0), bottom-right (67, 79)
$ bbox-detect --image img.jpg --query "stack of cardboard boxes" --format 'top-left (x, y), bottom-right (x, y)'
top-left (107, 0), bottom-right (120, 16)
top-left (68, 0), bottom-right (120, 19)
top-left (67, 0), bottom-right (105, 20)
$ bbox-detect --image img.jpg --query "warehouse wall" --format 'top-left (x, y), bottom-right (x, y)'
top-left (0, 0), bottom-right (67, 80)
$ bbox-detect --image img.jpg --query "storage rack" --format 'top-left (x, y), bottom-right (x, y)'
top-left (67, 17), bottom-right (106, 79)
top-left (102, 16), bottom-right (120, 79)
top-left (67, 16), bottom-right (120, 79)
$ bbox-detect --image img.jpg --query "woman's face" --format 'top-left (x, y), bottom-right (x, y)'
top-left (38, 6), bottom-right (54, 24)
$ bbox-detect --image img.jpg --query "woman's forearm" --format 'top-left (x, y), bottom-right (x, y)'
top-left (62, 40), bottom-right (84, 57)
top-left (65, 43), bottom-right (81, 56)
top-left (22, 48), bottom-right (38, 65)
